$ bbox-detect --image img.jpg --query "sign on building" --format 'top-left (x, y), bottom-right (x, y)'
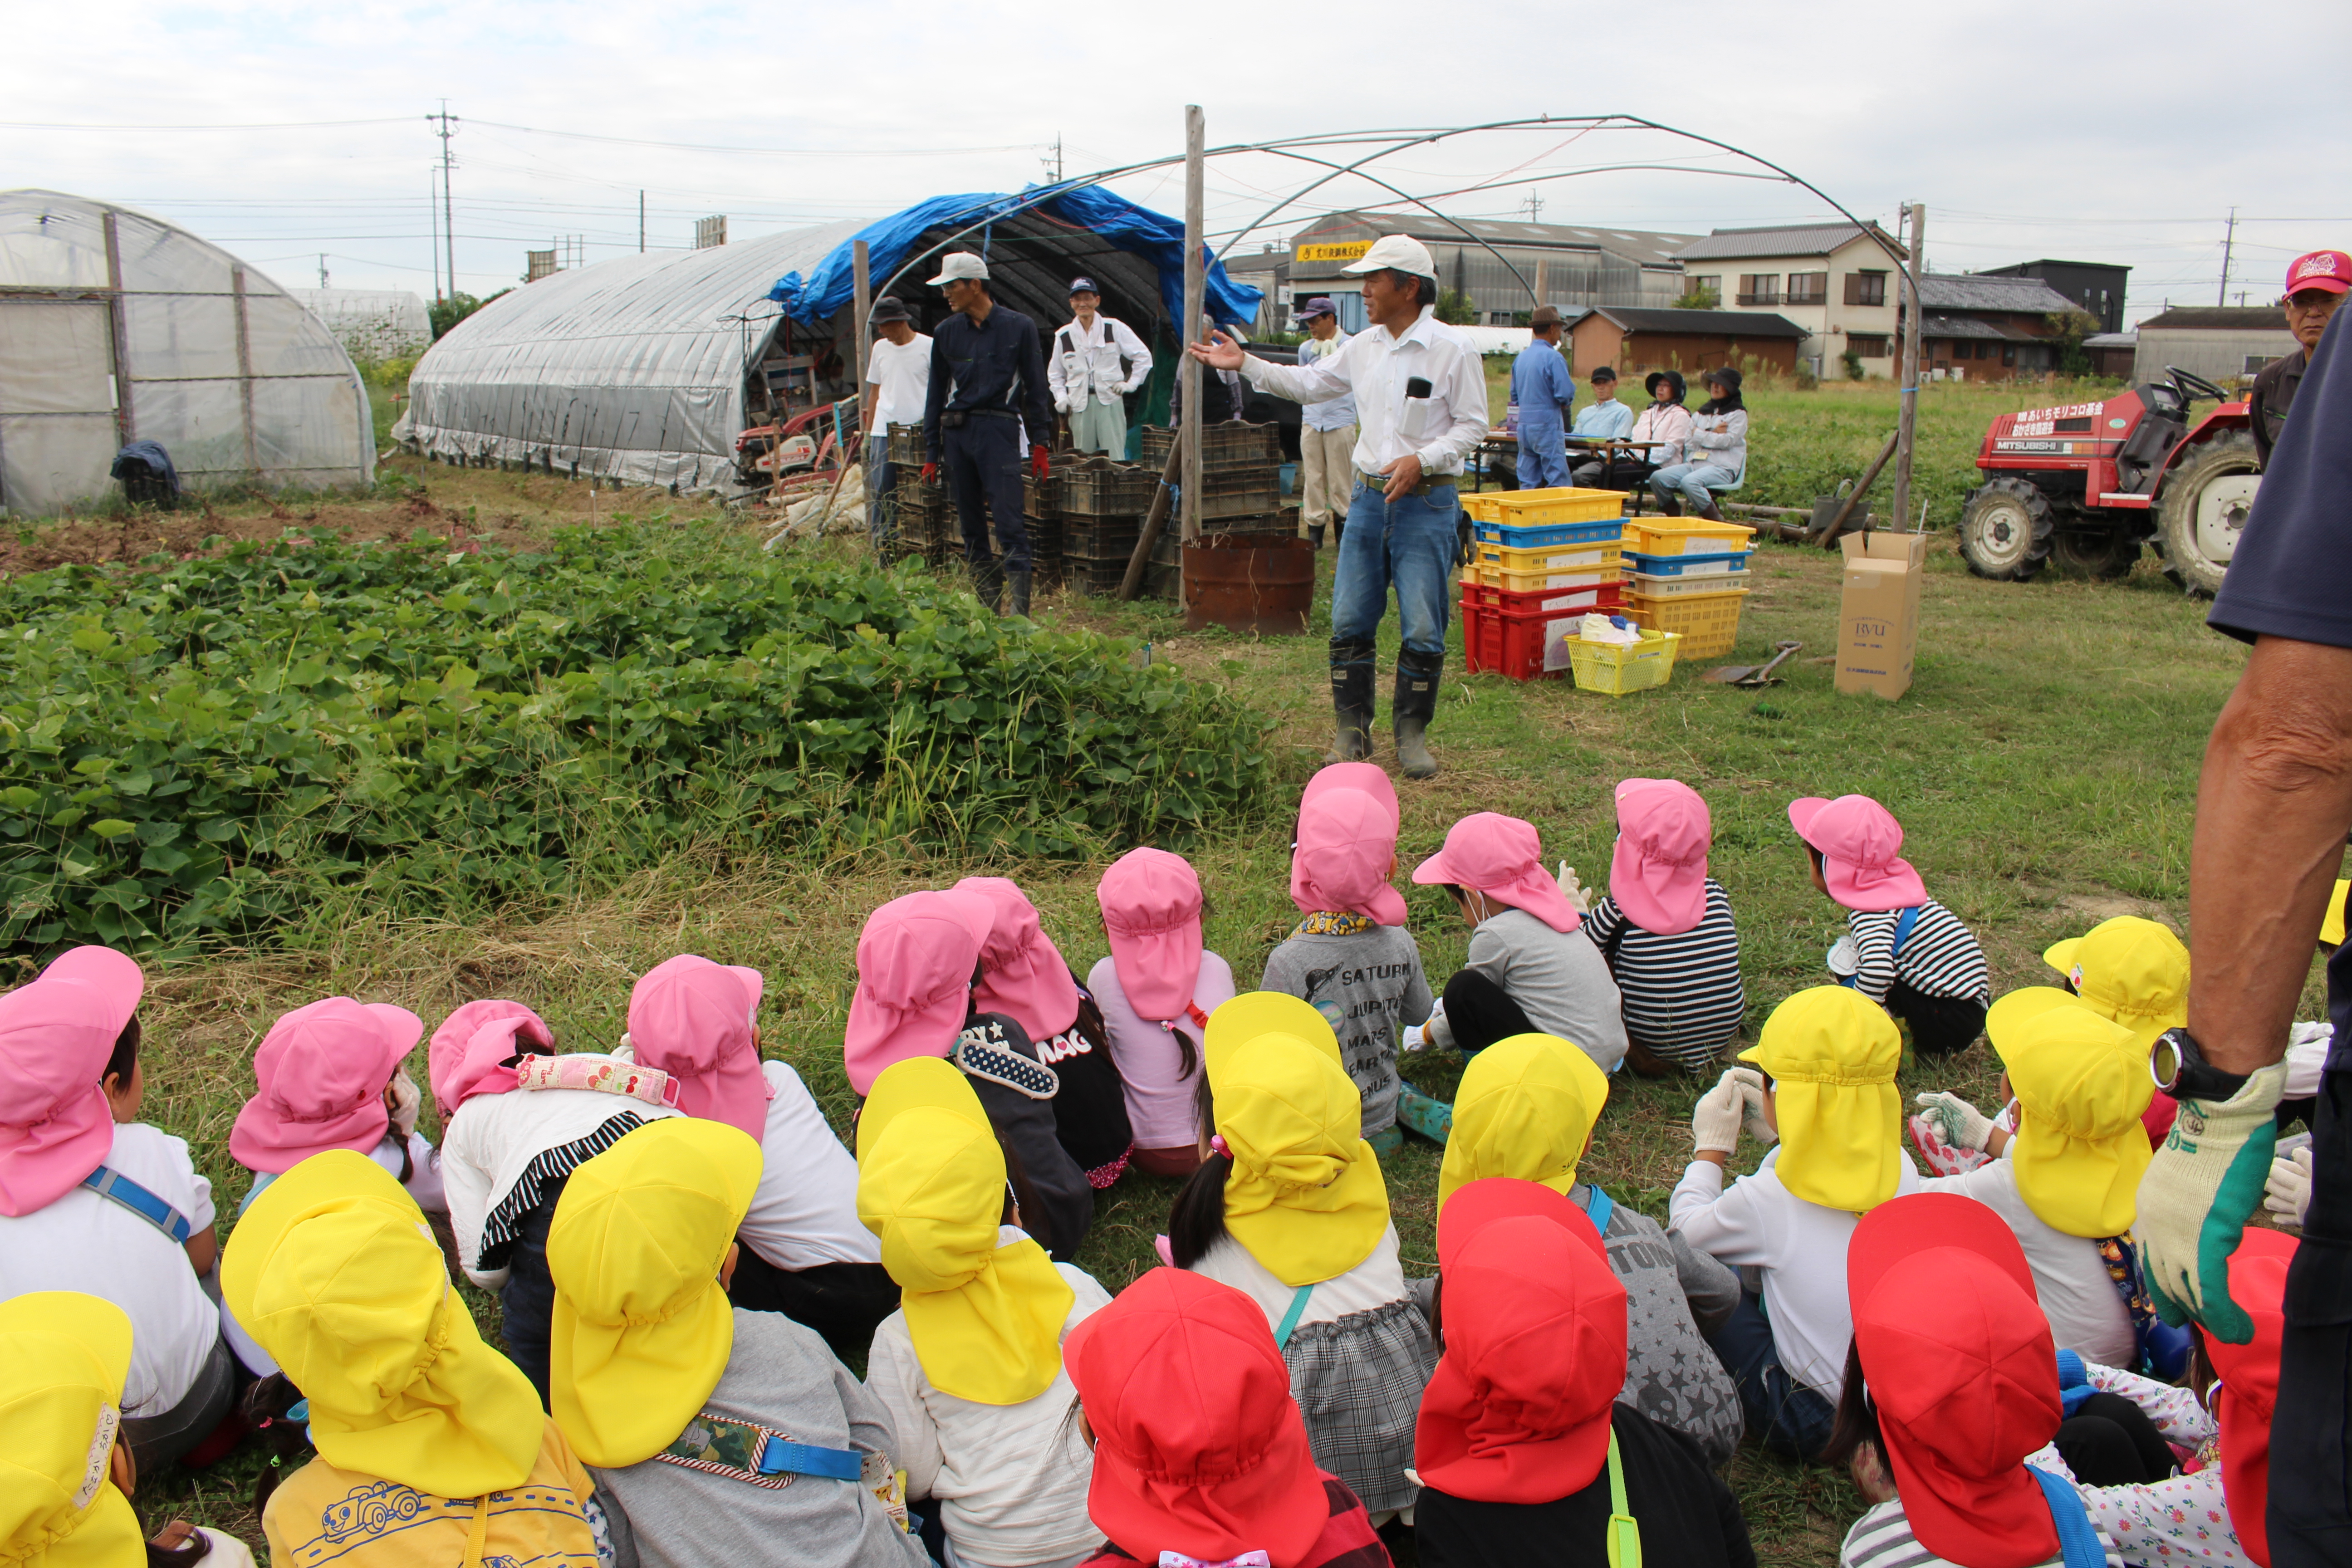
top-left (1295, 240), bottom-right (1372, 265)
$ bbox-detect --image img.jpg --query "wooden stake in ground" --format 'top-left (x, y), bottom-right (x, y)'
top-left (1179, 104), bottom-right (1206, 605)
top-left (1119, 440), bottom-right (1186, 601)
top-left (851, 239), bottom-right (872, 406)
top-left (1890, 202), bottom-right (1926, 533)
top-left (1816, 428), bottom-right (1900, 545)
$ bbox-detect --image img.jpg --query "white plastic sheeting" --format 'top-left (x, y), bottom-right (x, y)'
top-left (0, 190), bottom-right (375, 515)
top-left (403, 220), bottom-right (861, 495)
top-left (290, 289), bottom-right (431, 361)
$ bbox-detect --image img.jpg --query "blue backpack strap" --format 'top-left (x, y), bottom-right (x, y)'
top-left (1274, 1284), bottom-right (1316, 1349)
top-left (758, 1438), bottom-right (867, 1482)
top-left (1581, 1185), bottom-right (1615, 1235)
top-left (82, 1166), bottom-right (194, 1245)
top-left (1889, 906), bottom-right (1923, 958)
top-left (2026, 1466), bottom-right (2107, 1568)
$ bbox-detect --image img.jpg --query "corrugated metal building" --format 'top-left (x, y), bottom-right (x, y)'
top-left (2131, 307), bottom-right (2298, 387)
top-left (1285, 212), bottom-right (1695, 330)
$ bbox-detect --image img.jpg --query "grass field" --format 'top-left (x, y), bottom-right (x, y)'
top-left (80, 400), bottom-right (2322, 1562)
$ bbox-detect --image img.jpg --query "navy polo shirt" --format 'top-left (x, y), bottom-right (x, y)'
top-left (2210, 309), bottom-right (2352, 648)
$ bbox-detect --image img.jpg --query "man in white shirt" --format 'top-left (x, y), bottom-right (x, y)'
top-left (1191, 235), bottom-right (1487, 780)
top-left (861, 296), bottom-right (931, 548)
top-left (1048, 277), bottom-right (1153, 456)
top-left (1292, 297), bottom-right (1359, 550)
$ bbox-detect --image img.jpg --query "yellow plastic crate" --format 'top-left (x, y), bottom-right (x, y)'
top-left (1460, 487), bottom-right (1629, 527)
top-left (1622, 586), bottom-right (1749, 660)
top-left (1622, 517), bottom-right (1757, 557)
top-left (1475, 539), bottom-right (1624, 573)
top-left (1469, 559), bottom-right (1623, 594)
top-left (1564, 628), bottom-right (1681, 696)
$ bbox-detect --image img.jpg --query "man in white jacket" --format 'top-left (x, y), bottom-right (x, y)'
top-left (1048, 277), bottom-right (1153, 455)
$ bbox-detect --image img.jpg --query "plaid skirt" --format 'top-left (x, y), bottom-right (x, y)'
top-left (1283, 1297), bottom-right (1436, 1515)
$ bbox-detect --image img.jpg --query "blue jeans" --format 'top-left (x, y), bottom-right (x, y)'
top-left (867, 447), bottom-right (897, 548)
top-left (1516, 418), bottom-right (1570, 489)
top-left (1705, 1291), bottom-right (1837, 1459)
top-left (1331, 475), bottom-right (1458, 677)
top-left (1649, 463), bottom-right (1739, 510)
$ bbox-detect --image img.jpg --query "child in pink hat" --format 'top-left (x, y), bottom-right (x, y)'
top-left (1088, 848), bottom-right (1237, 1178)
top-left (957, 877), bottom-right (1135, 1190)
top-left (1580, 780), bottom-right (1747, 1077)
top-left (845, 890), bottom-right (1095, 1262)
top-left (0, 947), bottom-right (239, 1472)
top-left (1412, 813), bottom-right (1629, 1074)
top-left (230, 996), bottom-right (438, 1214)
top-left (1790, 794), bottom-right (1989, 1055)
top-left (1261, 763), bottom-right (1432, 1150)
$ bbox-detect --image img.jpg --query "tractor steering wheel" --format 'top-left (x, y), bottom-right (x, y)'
top-left (2166, 365), bottom-right (2232, 404)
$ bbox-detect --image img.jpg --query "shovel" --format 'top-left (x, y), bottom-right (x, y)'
top-left (1705, 640), bottom-right (1803, 687)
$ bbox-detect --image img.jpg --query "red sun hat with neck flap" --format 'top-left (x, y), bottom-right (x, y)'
top-left (1849, 1193), bottom-right (2065, 1568)
top-left (1788, 794), bottom-right (1927, 912)
top-left (1412, 813), bottom-right (1582, 933)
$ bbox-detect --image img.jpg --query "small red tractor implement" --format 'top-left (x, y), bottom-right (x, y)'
top-left (1957, 367), bottom-right (2258, 594)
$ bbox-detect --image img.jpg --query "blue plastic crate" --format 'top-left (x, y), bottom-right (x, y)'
top-left (1622, 548), bottom-right (1751, 578)
top-left (1470, 516), bottom-right (1625, 549)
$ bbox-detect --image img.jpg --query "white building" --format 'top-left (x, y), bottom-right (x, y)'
top-left (1674, 221), bottom-right (1909, 377)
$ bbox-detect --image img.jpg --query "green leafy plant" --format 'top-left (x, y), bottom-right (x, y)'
top-left (1436, 288), bottom-right (1480, 326)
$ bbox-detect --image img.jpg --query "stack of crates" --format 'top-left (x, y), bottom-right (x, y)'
top-left (1026, 467), bottom-right (1064, 587)
top-left (1141, 422), bottom-right (1287, 548)
top-left (1060, 455), bottom-right (1160, 595)
top-left (1459, 488), bottom-right (1632, 680)
top-left (1619, 518), bottom-right (1755, 659)
top-left (888, 469), bottom-right (956, 563)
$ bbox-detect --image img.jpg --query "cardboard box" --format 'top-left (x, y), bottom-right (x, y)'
top-left (1836, 531), bottom-right (1926, 699)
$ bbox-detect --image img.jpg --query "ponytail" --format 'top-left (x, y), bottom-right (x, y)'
top-left (1166, 1151), bottom-right (1235, 1269)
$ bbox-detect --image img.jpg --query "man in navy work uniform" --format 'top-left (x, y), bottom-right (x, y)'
top-left (1190, 234), bottom-right (1488, 780)
top-left (2137, 302), bottom-right (2352, 1567)
top-left (921, 251), bottom-right (1053, 616)
top-left (1511, 304), bottom-right (1576, 489)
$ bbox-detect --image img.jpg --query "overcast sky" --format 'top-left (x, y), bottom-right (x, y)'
top-left (7, 0), bottom-right (2347, 325)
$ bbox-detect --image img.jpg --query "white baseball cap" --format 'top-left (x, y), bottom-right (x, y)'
top-left (926, 252), bottom-right (990, 286)
top-left (1342, 235), bottom-right (1436, 279)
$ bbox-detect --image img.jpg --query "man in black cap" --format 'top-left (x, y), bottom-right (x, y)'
top-left (861, 295), bottom-right (931, 548)
top-left (921, 252), bottom-right (1053, 616)
top-left (1048, 278), bottom-right (1152, 456)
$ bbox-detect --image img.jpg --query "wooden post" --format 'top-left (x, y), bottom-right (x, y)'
top-left (1890, 202), bottom-right (1926, 534)
top-left (1180, 105), bottom-right (1206, 603)
top-left (231, 267), bottom-right (260, 480)
top-left (1815, 428), bottom-right (1900, 545)
top-left (101, 211), bottom-right (134, 444)
top-left (1119, 440), bottom-right (1186, 601)
top-left (851, 239), bottom-right (872, 460)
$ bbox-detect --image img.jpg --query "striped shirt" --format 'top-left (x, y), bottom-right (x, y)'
top-left (1849, 899), bottom-right (1989, 1007)
top-left (1842, 1497), bottom-right (2123, 1568)
top-left (1582, 882), bottom-right (1746, 1070)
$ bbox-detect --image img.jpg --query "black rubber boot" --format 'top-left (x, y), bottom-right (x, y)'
top-left (1308, 524), bottom-right (1326, 549)
top-left (1007, 566), bottom-right (1032, 617)
top-left (1393, 664), bottom-right (1441, 780)
top-left (1327, 652), bottom-right (1373, 762)
top-left (1657, 492), bottom-right (1684, 517)
top-left (1694, 499), bottom-right (1725, 522)
top-left (972, 557), bottom-right (1004, 613)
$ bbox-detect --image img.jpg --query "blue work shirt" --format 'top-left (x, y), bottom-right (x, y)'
top-left (2211, 306), bottom-right (2352, 648)
top-left (1295, 330), bottom-right (1358, 431)
top-left (1511, 338), bottom-right (1576, 427)
top-left (923, 301), bottom-right (1054, 461)
top-left (1572, 396), bottom-right (1637, 441)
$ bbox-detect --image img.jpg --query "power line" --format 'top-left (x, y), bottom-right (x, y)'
top-left (464, 118), bottom-right (1041, 158)
top-left (0, 116), bottom-right (412, 130)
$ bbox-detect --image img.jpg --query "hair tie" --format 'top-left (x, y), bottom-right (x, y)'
top-left (1210, 1134), bottom-right (1231, 1159)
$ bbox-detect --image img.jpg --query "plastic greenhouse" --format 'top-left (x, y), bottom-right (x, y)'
top-left (290, 288), bottom-right (431, 361)
top-left (0, 190), bottom-right (376, 516)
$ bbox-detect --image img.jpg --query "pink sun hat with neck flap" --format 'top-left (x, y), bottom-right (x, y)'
top-left (1291, 763), bottom-right (1407, 926)
top-left (1788, 794), bottom-right (1927, 912)
top-left (845, 888), bottom-right (997, 1095)
top-left (427, 999), bottom-right (555, 1118)
top-left (1412, 813), bottom-right (1582, 933)
top-left (0, 946), bottom-right (147, 1217)
top-left (625, 954), bottom-right (772, 1142)
top-left (959, 877), bottom-right (1083, 1042)
top-left (231, 996), bottom-right (427, 1174)
top-left (1610, 779), bottom-right (1713, 936)
top-left (1098, 848), bottom-right (1206, 1024)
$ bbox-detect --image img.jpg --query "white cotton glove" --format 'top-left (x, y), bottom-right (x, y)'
top-left (1692, 1069), bottom-right (1748, 1155)
top-left (1914, 1091), bottom-right (1996, 1152)
top-left (1556, 861), bottom-right (1594, 916)
top-left (2287, 1022), bottom-right (2332, 1100)
top-left (387, 1067), bottom-right (422, 1138)
top-left (2266, 1136), bottom-right (2314, 1230)
top-left (1726, 1066), bottom-right (1778, 1147)
top-left (1401, 1022), bottom-right (1430, 1054)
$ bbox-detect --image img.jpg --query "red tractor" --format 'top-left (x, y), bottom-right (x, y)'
top-left (1956, 367), bottom-right (2259, 595)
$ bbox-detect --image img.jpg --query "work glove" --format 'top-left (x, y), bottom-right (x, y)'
top-left (1691, 1069), bottom-right (1748, 1156)
top-left (2265, 1135), bottom-right (2314, 1230)
top-left (1555, 861), bottom-right (1594, 916)
top-left (386, 1067), bottom-right (422, 1139)
top-left (1032, 447), bottom-right (1050, 480)
top-left (921, 462), bottom-right (938, 484)
top-left (1914, 1091), bottom-right (1995, 1152)
top-left (1401, 1022), bottom-right (1430, 1054)
top-left (2137, 1060), bottom-right (2288, 1343)
top-left (1727, 1066), bottom-right (1778, 1147)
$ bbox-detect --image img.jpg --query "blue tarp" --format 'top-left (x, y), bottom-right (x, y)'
top-left (768, 185), bottom-right (1262, 335)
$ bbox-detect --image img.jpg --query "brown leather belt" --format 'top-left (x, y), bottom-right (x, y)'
top-left (1355, 470), bottom-right (1457, 496)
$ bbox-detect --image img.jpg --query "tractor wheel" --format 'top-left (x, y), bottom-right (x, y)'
top-left (2049, 529), bottom-right (2141, 580)
top-left (1958, 477), bottom-right (2054, 581)
top-left (2157, 432), bottom-right (2260, 598)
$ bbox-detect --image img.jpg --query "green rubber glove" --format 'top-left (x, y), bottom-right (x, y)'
top-left (2137, 1059), bottom-right (2288, 1344)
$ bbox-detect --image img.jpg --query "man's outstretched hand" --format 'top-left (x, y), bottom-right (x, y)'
top-left (1186, 330), bottom-right (1246, 372)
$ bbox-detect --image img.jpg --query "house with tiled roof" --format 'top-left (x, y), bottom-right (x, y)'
top-left (1675, 221), bottom-right (1908, 377)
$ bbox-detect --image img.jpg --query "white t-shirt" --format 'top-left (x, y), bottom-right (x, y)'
top-left (1919, 1159), bottom-right (2136, 1367)
top-left (866, 334), bottom-right (934, 431)
top-left (1669, 1147), bottom-right (1924, 1401)
top-left (1186, 1224), bottom-right (1410, 1331)
top-left (863, 1235), bottom-right (1107, 1568)
top-left (739, 1060), bottom-right (881, 1271)
top-left (0, 1122), bottom-right (219, 1416)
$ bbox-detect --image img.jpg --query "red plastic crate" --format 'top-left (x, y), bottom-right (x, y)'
top-left (1460, 593), bottom-right (1595, 681)
top-left (1460, 578), bottom-right (1623, 616)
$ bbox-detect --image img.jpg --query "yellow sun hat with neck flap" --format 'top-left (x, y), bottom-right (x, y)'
top-left (2041, 916), bottom-right (2187, 1054)
top-left (1986, 986), bottom-right (2154, 1239)
top-left (1437, 1033), bottom-right (1610, 1209)
top-left (1738, 986), bottom-right (1904, 1213)
top-left (0, 1292), bottom-right (143, 1568)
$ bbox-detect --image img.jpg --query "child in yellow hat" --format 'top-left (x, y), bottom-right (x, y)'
top-left (856, 1058), bottom-right (1110, 1568)
top-left (548, 1118), bottom-right (925, 1568)
top-left (220, 1150), bottom-right (600, 1568)
top-left (1167, 992), bottom-right (1433, 1520)
top-left (1435, 1033), bottom-right (1745, 1464)
top-left (1670, 986), bottom-right (1920, 1460)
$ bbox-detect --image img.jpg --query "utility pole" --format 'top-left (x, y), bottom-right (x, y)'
top-left (2218, 207), bottom-right (2236, 307)
top-left (1891, 203), bottom-right (1926, 534)
top-left (429, 168), bottom-right (442, 304)
top-left (1044, 134), bottom-right (1064, 184)
top-left (1180, 105), bottom-right (1205, 586)
top-left (430, 101), bottom-right (459, 303)
top-left (639, 191), bottom-right (646, 253)
top-left (318, 254), bottom-right (328, 289)
top-left (1524, 191), bottom-right (1544, 223)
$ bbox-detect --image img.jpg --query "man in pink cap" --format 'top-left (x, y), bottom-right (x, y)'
top-left (0, 947), bottom-right (237, 1472)
top-left (1580, 779), bottom-right (1747, 1076)
top-left (2251, 250), bottom-right (2349, 470)
top-left (1413, 812), bottom-right (1628, 1075)
top-left (1262, 763), bottom-right (1434, 1150)
top-left (1790, 794), bottom-right (1989, 1055)
top-left (1088, 848), bottom-right (1237, 1178)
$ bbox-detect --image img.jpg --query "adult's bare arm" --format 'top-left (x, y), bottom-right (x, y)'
top-left (2187, 634), bottom-right (2352, 1073)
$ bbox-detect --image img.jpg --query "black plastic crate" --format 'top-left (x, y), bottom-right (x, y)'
top-left (1060, 457), bottom-right (1158, 516)
top-left (886, 424), bottom-right (924, 465)
top-left (1065, 553), bottom-right (1133, 596)
top-left (1199, 467), bottom-right (1279, 520)
top-left (1141, 421), bottom-right (1283, 472)
top-left (1063, 518), bottom-right (1143, 560)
